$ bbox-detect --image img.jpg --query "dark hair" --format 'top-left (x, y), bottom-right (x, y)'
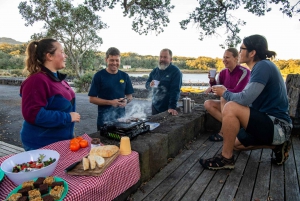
top-left (243, 34), bottom-right (276, 61)
top-left (226, 47), bottom-right (238, 58)
top-left (106, 47), bottom-right (120, 59)
top-left (161, 48), bottom-right (172, 57)
top-left (25, 38), bottom-right (57, 75)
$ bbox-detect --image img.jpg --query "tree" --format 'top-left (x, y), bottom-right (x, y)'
top-left (85, 0), bottom-right (300, 48)
top-left (18, 0), bottom-right (108, 78)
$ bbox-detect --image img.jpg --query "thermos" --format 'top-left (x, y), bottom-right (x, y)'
top-left (183, 98), bottom-right (192, 113)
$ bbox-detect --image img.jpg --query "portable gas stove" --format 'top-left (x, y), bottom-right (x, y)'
top-left (99, 118), bottom-right (150, 140)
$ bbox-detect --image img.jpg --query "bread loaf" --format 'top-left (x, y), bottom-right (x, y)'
top-left (89, 145), bottom-right (119, 157)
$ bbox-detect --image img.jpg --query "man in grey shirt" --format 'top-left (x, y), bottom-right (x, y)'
top-left (199, 34), bottom-right (292, 170)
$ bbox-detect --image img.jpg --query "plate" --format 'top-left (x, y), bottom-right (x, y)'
top-left (6, 176), bottom-right (68, 201)
top-left (0, 167), bottom-right (4, 182)
top-left (145, 122), bottom-right (160, 131)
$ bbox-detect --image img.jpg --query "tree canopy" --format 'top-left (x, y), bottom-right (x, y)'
top-left (86, 0), bottom-right (300, 47)
top-left (18, 0), bottom-right (108, 78)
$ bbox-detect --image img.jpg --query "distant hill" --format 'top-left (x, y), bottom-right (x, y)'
top-left (0, 37), bottom-right (24, 45)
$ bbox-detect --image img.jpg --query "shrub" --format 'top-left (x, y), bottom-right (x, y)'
top-left (73, 72), bottom-right (94, 93)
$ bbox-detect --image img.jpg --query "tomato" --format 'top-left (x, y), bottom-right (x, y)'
top-left (76, 136), bottom-right (84, 141)
top-left (30, 163), bottom-right (37, 168)
top-left (79, 139), bottom-right (88, 148)
top-left (36, 163), bottom-right (43, 169)
top-left (70, 138), bottom-right (79, 144)
top-left (70, 142), bottom-right (80, 151)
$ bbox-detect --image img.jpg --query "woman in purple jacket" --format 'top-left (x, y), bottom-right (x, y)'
top-left (204, 48), bottom-right (250, 141)
top-left (20, 38), bottom-right (80, 150)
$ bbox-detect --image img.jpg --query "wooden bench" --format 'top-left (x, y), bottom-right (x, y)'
top-left (0, 141), bottom-right (24, 157)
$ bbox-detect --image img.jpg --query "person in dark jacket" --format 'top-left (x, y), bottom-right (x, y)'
top-left (145, 48), bottom-right (182, 116)
top-left (20, 38), bottom-right (80, 151)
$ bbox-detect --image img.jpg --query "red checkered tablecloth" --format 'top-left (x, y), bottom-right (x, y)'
top-left (0, 134), bottom-right (140, 201)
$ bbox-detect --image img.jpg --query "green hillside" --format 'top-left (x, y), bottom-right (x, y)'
top-left (0, 37), bottom-right (24, 45)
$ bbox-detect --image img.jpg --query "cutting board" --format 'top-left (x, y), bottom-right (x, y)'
top-left (66, 151), bottom-right (120, 176)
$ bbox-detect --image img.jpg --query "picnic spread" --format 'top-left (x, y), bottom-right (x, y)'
top-left (0, 134), bottom-right (141, 201)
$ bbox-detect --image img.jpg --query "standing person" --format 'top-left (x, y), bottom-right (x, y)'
top-left (199, 34), bottom-right (292, 170)
top-left (20, 38), bottom-right (80, 151)
top-left (204, 48), bottom-right (250, 141)
top-left (145, 48), bottom-right (182, 116)
top-left (88, 47), bottom-right (134, 131)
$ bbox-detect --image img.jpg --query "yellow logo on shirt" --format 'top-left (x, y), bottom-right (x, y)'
top-left (120, 79), bottom-right (124, 83)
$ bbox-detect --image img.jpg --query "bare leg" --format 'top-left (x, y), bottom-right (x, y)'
top-left (221, 101), bottom-right (250, 159)
top-left (204, 99), bottom-right (222, 122)
top-left (234, 138), bottom-right (275, 151)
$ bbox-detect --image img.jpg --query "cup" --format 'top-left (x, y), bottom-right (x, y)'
top-left (153, 80), bottom-right (160, 88)
top-left (120, 136), bottom-right (132, 155)
top-left (209, 69), bottom-right (216, 78)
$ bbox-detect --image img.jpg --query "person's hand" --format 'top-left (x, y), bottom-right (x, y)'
top-left (111, 98), bottom-right (127, 108)
top-left (205, 87), bottom-right (212, 94)
top-left (212, 85), bottom-right (227, 97)
top-left (168, 109), bottom-right (178, 116)
top-left (70, 112), bottom-right (80, 122)
top-left (150, 80), bottom-right (155, 87)
top-left (117, 98), bottom-right (127, 108)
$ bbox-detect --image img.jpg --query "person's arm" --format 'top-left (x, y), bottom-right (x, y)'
top-left (222, 82), bottom-right (265, 106)
top-left (227, 69), bottom-right (250, 93)
top-left (125, 94), bottom-right (133, 104)
top-left (145, 70), bottom-right (155, 90)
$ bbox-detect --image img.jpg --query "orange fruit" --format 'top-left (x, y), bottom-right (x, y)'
top-left (79, 140), bottom-right (88, 148)
top-left (70, 142), bottom-right (80, 152)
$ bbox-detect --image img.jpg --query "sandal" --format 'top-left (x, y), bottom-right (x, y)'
top-left (271, 140), bottom-right (291, 165)
top-left (209, 133), bottom-right (223, 141)
top-left (199, 153), bottom-right (235, 170)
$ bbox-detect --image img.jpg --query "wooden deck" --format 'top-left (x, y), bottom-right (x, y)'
top-left (0, 141), bottom-right (24, 157)
top-left (131, 133), bottom-right (300, 201)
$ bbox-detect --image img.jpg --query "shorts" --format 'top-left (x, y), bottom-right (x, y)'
top-left (237, 108), bottom-right (274, 147)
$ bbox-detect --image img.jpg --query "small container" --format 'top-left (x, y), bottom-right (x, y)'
top-left (120, 137), bottom-right (132, 155)
top-left (91, 138), bottom-right (101, 148)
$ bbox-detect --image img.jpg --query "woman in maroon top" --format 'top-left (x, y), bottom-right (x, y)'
top-left (204, 48), bottom-right (250, 141)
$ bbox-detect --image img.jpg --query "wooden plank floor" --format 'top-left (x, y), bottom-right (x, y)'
top-left (131, 133), bottom-right (300, 201)
top-left (0, 141), bottom-right (24, 157)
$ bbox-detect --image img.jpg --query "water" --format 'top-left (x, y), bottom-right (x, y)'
top-left (129, 73), bottom-right (209, 83)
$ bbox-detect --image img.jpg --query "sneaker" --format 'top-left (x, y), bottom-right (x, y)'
top-left (271, 140), bottom-right (291, 165)
top-left (199, 153), bottom-right (235, 170)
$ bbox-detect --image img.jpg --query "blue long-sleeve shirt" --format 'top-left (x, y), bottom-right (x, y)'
top-left (145, 63), bottom-right (182, 112)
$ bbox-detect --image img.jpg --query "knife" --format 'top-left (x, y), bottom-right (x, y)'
top-left (64, 160), bottom-right (81, 172)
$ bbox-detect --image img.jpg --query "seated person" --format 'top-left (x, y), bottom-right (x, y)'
top-left (199, 34), bottom-right (293, 170)
top-left (204, 48), bottom-right (250, 141)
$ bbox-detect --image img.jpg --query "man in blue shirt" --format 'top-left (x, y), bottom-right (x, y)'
top-left (199, 35), bottom-right (292, 170)
top-left (145, 49), bottom-right (182, 116)
top-left (88, 47), bottom-right (134, 130)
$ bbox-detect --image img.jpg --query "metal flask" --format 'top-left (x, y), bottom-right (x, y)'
top-left (183, 98), bottom-right (191, 113)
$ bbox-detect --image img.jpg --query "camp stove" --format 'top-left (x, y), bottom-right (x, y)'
top-left (99, 118), bottom-right (150, 140)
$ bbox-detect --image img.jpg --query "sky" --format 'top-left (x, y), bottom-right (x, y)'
top-left (0, 0), bottom-right (299, 60)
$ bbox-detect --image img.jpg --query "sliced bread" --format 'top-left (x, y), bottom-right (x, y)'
top-left (94, 155), bottom-right (105, 168)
